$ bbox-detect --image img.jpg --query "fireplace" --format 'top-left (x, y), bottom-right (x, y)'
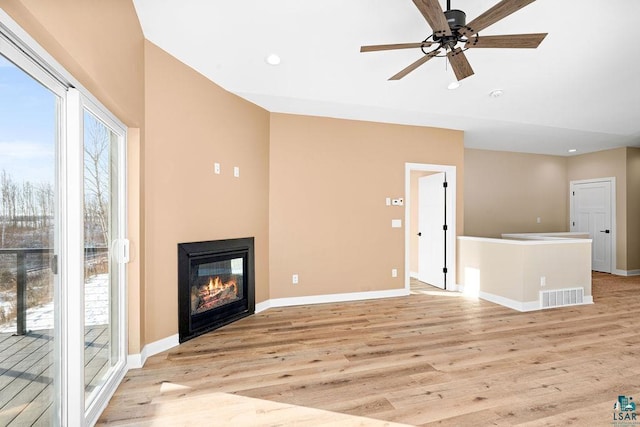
top-left (178, 237), bottom-right (255, 343)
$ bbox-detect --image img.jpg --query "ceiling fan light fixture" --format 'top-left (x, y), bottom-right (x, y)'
top-left (489, 89), bottom-right (504, 98)
top-left (447, 81), bottom-right (460, 90)
top-left (265, 54), bottom-right (281, 66)
top-left (568, 149), bottom-right (577, 153)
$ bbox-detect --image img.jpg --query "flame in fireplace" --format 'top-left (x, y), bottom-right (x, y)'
top-left (207, 276), bottom-right (237, 294)
top-left (191, 276), bottom-right (239, 314)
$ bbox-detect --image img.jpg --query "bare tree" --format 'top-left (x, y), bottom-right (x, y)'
top-left (1, 170), bottom-right (18, 228)
top-left (84, 116), bottom-right (111, 247)
top-left (35, 182), bottom-right (53, 229)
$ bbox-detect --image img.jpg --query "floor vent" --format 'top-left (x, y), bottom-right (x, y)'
top-left (540, 288), bottom-right (584, 309)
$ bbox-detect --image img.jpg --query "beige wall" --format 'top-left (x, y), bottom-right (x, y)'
top-left (627, 147), bottom-right (640, 270)
top-left (269, 114), bottom-right (463, 298)
top-left (143, 41), bottom-right (270, 343)
top-left (464, 149), bottom-right (568, 238)
top-left (567, 147), bottom-right (627, 271)
top-left (1, 0), bottom-right (147, 352)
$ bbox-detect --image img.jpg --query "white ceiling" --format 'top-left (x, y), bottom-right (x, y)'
top-left (133, 0), bottom-right (640, 156)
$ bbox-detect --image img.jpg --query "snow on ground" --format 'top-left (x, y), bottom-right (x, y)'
top-left (0, 273), bottom-right (109, 333)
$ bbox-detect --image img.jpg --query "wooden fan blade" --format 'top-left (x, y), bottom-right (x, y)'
top-left (459, 0), bottom-right (536, 37)
top-left (447, 48), bottom-right (474, 81)
top-left (389, 50), bottom-right (440, 80)
top-left (412, 0), bottom-right (452, 37)
top-left (360, 42), bottom-right (435, 53)
top-left (465, 33), bottom-right (547, 49)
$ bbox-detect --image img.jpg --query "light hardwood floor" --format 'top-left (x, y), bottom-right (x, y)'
top-left (98, 273), bottom-right (640, 426)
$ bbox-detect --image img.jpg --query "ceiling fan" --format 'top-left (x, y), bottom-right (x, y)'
top-left (361, 0), bottom-right (547, 81)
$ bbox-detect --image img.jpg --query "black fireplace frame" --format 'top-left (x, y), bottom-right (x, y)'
top-left (178, 237), bottom-right (255, 343)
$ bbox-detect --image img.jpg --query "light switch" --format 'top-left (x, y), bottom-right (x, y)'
top-left (234, 166), bottom-right (240, 177)
top-left (214, 163), bottom-right (221, 174)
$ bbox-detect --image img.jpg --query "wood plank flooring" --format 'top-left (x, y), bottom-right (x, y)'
top-left (98, 273), bottom-right (640, 426)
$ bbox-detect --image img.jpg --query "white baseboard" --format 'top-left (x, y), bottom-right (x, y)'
top-left (477, 291), bottom-right (593, 312)
top-left (266, 288), bottom-right (409, 309)
top-left (410, 271), bottom-right (419, 279)
top-left (613, 269), bottom-right (640, 277)
top-left (127, 333), bottom-right (179, 369)
top-left (255, 300), bottom-right (271, 314)
top-left (126, 353), bottom-right (144, 369)
top-left (478, 291), bottom-right (539, 312)
top-left (446, 283), bottom-right (462, 292)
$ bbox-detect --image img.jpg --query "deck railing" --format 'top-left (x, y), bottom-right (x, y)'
top-left (0, 247), bottom-right (107, 335)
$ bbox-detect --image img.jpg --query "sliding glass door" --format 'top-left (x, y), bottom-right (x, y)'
top-left (0, 50), bottom-right (61, 427)
top-left (1, 13), bottom-right (128, 426)
top-left (82, 107), bottom-right (126, 415)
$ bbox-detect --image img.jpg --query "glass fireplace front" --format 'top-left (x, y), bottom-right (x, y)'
top-left (178, 238), bottom-right (255, 343)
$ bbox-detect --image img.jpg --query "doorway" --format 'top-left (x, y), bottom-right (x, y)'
top-left (405, 163), bottom-right (456, 292)
top-left (570, 178), bottom-right (616, 273)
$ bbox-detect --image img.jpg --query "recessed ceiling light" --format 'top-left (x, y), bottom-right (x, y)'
top-left (489, 89), bottom-right (503, 98)
top-left (447, 81), bottom-right (460, 90)
top-left (568, 149), bottom-right (577, 153)
top-left (265, 54), bottom-right (281, 66)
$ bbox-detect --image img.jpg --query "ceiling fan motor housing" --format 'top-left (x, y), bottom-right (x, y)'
top-left (445, 9), bottom-right (466, 30)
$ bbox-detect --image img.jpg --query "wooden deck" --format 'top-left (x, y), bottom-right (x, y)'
top-left (99, 273), bottom-right (640, 426)
top-left (0, 325), bottom-right (109, 426)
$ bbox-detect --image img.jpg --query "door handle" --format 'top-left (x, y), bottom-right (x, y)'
top-left (599, 230), bottom-right (610, 233)
top-left (417, 232), bottom-right (422, 236)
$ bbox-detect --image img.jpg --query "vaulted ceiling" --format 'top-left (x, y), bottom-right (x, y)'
top-left (133, 0), bottom-right (640, 156)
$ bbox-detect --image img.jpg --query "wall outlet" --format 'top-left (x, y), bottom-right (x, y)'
top-left (391, 219), bottom-right (402, 228)
top-left (391, 198), bottom-right (404, 206)
top-left (214, 163), bottom-right (221, 174)
top-left (536, 217), bottom-right (541, 224)
top-left (391, 268), bottom-right (398, 278)
top-left (292, 274), bottom-right (299, 284)
top-left (540, 276), bottom-right (546, 287)
top-left (234, 166), bottom-right (240, 177)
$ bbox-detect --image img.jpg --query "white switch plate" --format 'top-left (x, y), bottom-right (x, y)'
top-left (391, 268), bottom-right (398, 278)
top-left (234, 166), bottom-right (240, 177)
top-left (540, 276), bottom-right (546, 287)
top-left (385, 197), bottom-right (391, 206)
top-left (536, 217), bottom-right (541, 224)
top-left (391, 219), bottom-right (402, 228)
top-left (214, 163), bottom-right (221, 174)
top-left (292, 274), bottom-right (299, 284)
top-left (391, 198), bottom-right (404, 206)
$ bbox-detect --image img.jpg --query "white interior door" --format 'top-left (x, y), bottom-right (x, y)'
top-left (570, 180), bottom-right (612, 273)
top-left (418, 173), bottom-right (446, 289)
